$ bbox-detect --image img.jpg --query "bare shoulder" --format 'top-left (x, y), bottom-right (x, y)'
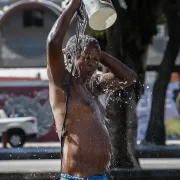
top-left (48, 82), bottom-right (66, 110)
top-left (48, 70), bottom-right (78, 108)
top-left (48, 71), bottom-right (70, 106)
top-left (47, 65), bottom-right (70, 88)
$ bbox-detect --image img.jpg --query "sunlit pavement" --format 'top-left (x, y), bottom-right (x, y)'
top-left (1, 141), bottom-right (180, 172)
top-left (0, 159), bottom-right (180, 172)
top-left (166, 140), bottom-right (180, 145)
top-left (0, 139), bottom-right (179, 148)
top-left (0, 142), bottom-right (61, 148)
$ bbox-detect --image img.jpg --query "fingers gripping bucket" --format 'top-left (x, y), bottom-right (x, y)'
top-left (83, 0), bottom-right (117, 31)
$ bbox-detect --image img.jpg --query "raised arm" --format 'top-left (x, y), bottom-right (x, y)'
top-left (90, 51), bottom-right (138, 95)
top-left (46, 0), bottom-right (80, 87)
top-left (100, 51), bottom-right (137, 84)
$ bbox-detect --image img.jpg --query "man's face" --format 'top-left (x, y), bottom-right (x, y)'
top-left (76, 43), bottom-right (101, 81)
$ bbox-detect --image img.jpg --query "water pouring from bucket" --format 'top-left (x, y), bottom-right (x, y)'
top-left (82, 0), bottom-right (117, 31)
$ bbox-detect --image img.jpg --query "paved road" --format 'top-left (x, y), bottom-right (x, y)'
top-left (1, 141), bottom-right (180, 172)
top-left (0, 159), bottom-right (180, 173)
top-left (0, 142), bottom-right (61, 148)
top-left (1, 139), bottom-right (180, 148)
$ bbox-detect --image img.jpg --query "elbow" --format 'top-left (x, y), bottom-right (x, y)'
top-left (133, 72), bottom-right (138, 82)
top-left (46, 29), bottom-right (63, 48)
top-left (46, 39), bottom-right (63, 53)
top-left (47, 38), bottom-right (58, 48)
top-left (127, 73), bottom-right (138, 86)
top-left (46, 35), bottom-right (62, 49)
top-left (47, 33), bottom-right (55, 46)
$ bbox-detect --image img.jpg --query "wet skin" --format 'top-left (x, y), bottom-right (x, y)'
top-left (49, 43), bottom-right (111, 177)
top-left (47, 0), bottom-right (137, 178)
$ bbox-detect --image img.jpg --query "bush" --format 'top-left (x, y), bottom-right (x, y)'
top-left (165, 118), bottom-right (180, 138)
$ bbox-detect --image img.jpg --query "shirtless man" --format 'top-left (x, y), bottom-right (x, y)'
top-left (46, 0), bottom-right (137, 179)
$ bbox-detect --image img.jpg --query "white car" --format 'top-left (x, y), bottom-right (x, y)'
top-left (0, 109), bottom-right (38, 148)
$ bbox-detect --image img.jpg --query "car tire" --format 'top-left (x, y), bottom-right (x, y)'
top-left (7, 129), bottom-right (26, 148)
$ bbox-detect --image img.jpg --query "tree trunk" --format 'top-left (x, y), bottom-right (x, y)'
top-left (106, 90), bottom-right (139, 168)
top-left (145, 1), bottom-right (180, 145)
top-left (105, 0), bottom-right (162, 168)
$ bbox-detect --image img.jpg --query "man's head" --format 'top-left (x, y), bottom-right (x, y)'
top-left (64, 35), bottom-right (101, 82)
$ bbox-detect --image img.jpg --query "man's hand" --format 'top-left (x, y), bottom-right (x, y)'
top-left (89, 51), bottom-right (138, 95)
top-left (100, 51), bottom-right (138, 85)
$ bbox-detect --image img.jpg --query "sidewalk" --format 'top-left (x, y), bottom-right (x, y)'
top-left (0, 140), bottom-right (179, 148)
top-left (166, 140), bottom-right (180, 145)
top-left (0, 142), bottom-right (60, 148)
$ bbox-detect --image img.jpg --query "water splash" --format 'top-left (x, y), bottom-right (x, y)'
top-left (76, 4), bottom-right (88, 37)
top-left (64, 4), bottom-right (88, 75)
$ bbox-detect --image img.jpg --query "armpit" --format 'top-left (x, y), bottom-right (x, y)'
top-left (48, 66), bottom-right (70, 90)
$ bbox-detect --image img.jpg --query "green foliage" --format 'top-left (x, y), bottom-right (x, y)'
top-left (165, 118), bottom-right (180, 137)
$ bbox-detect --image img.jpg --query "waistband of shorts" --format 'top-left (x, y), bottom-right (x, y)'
top-left (60, 173), bottom-right (107, 180)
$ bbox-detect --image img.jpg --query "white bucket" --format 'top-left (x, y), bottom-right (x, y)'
top-left (83, 0), bottom-right (117, 31)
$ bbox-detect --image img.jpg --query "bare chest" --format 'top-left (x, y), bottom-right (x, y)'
top-left (69, 87), bottom-right (105, 119)
top-left (50, 84), bottom-right (105, 122)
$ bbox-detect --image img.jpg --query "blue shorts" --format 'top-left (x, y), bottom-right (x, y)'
top-left (60, 173), bottom-right (108, 180)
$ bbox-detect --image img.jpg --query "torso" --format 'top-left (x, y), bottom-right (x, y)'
top-left (49, 78), bottom-right (111, 178)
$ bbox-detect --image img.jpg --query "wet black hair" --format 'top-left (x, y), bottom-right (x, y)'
top-left (65, 34), bottom-right (99, 58)
top-left (63, 34), bottom-right (100, 73)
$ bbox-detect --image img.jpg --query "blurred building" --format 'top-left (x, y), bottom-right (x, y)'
top-left (147, 25), bottom-right (180, 67)
top-left (0, 1), bottom-right (178, 82)
top-left (145, 25), bottom-right (180, 84)
top-left (0, 0), bottom-right (62, 68)
top-left (0, 0), bottom-right (62, 6)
